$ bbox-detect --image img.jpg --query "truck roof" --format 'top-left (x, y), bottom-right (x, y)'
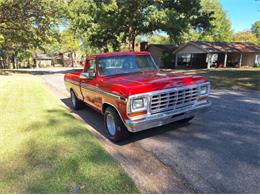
top-left (89, 51), bottom-right (150, 58)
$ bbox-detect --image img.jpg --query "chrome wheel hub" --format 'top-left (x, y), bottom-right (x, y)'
top-left (106, 114), bottom-right (116, 136)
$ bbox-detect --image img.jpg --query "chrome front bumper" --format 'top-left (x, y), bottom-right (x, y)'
top-left (125, 101), bottom-right (211, 132)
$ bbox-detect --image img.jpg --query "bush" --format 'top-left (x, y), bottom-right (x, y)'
top-left (161, 52), bottom-right (175, 69)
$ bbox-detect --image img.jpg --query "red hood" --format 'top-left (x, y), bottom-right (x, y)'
top-left (99, 71), bottom-right (208, 97)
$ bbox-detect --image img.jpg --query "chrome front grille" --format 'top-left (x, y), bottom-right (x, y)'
top-left (150, 87), bottom-right (199, 114)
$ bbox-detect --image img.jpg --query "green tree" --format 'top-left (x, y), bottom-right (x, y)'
top-left (232, 31), bottom-right (258, 43)
top-left (147, 34), bottom-right (170, 44)
top-left (67, 0), bottom-right (118, 52)
top-left (181, 0), bottom-right (232, 43)
top-left (0, 0), bottom-right (65, 68)
top-left (160, 0), bottom-right (213, 44)
top-left (43, 30), bottom-right (82, 67)
top-left (68, 0), bottom-right (212, 51)
top-left (44, 31), bottom-right (81, 54)
top-left (251, 21), bottom-right (260, 37)
top-left (199, 0), bottom-right (232, 41)
top-left (251, 21), bottom-right (260, 43)
top-left (41, 29), bottom-right (83, 67)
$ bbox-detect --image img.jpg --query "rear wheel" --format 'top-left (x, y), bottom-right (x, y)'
top-left (104, 107), bottom-right (129, 142)
top-left (70, 90), bottom-right (83, 110)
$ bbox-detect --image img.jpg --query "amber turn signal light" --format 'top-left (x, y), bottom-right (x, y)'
top-left (128, 111), bottom-right (147, 117)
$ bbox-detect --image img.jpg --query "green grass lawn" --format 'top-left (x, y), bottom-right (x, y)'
top-left (0, 74), bottom-right (139, 193)
top-left (171, 68), bottom-right (260, 91)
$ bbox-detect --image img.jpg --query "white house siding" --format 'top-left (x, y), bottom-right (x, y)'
top-left (174, 43), bottom-right (260, 68)
top-left (176, 44), bottom-right (205, 54)
top-left (36, 59), bottom-right (52, 67)
top-left (242, 53), bottom-right (260, 66)
top-left (174, 45), bottom-right (207, 68)
top-left (228, 53), bottom-right (260, 67)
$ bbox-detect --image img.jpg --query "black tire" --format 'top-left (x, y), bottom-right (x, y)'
top-left (179, 116), bottom-right (194, 123)
top-left (104, 107), bottom-right (129, 142)
top-left (70, 90), bottom-right (84, 110)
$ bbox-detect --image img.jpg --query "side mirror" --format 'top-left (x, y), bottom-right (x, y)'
top-left (80, 72), bottom-right (94, 80)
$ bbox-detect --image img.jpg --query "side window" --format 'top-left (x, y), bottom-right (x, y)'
top-left (86, 59), bottom-right (96, 76)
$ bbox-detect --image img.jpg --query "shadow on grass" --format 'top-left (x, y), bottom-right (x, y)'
top-left (0, 108), bottom-right (138, 193)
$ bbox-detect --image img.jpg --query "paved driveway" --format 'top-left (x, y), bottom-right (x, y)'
top-left (35, 69), bottom-right (260, 193)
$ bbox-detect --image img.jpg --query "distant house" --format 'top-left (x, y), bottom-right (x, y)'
top-left (173, 41), bottom-right (260, 69)
top-left (32, 54), bottom-right (59, 67)
top-left (62, 51), bottom-right (82, 67)
top-left (140, 42), bottom-right (177, 67)
top-left (32, 52), bottom-right (83, 67)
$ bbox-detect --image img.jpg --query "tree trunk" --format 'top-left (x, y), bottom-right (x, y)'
top-left (33, 59), bottom-right (36, 68)
top-left (8, 57), bottom-right (11, 69)
top-left (71, 52), bottom-right (74, 67)
top-left (59, 53), bottom-right (65, 67)
top-left (27, 60), bottom-right (31, 68)
top-left (12, 57), bottom-right (16, 69)
top-left (0, 58), bottom-right (3, 69)
top-left (3, 58), bottom-right (7, 69)
top-left (128, 25), bottom-right (136, 51)
top-left (131, 36), bottom-right (135, 51)
top-left (128, 26), bottom-right (133, 51)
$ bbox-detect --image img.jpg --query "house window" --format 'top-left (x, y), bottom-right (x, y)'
top-left (178, 54), bottom-right (191, 66)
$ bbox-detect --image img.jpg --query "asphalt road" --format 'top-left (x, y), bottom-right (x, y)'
top-left (35, 69), bottom-right (260, 193)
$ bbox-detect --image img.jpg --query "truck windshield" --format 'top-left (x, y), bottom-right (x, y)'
top-left (98, 55), bottom-right (159, 76)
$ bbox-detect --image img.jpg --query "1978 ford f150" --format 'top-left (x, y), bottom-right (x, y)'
top-left (64, 51), bottom-right (211, 141)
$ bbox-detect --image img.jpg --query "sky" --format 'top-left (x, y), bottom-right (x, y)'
top-left (219, 0), bottom-right (260, 32)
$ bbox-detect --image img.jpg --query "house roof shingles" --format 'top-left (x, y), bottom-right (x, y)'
top-left (148, 44), bottom-right (178, 52)
top-left (190, 41), bottom-right (260, 53)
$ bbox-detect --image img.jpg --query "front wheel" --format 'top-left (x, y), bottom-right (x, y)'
top-left (70, 90), bottom-right (83, 110)
top-left (104, 107), bottom-right (129, 142)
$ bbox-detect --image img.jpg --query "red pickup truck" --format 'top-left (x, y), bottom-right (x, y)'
top-left (64, 51), bottom-right (211, 141)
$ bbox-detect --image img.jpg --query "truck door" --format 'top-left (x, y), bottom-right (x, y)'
top-left (80, 58), bottom-right (102, 111)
